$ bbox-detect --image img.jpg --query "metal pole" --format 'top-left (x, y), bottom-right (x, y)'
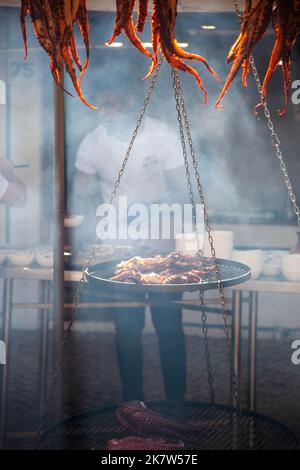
top-left (247, 291), bottom-right (258, 412)
top-left (0, 279), bottom-right (13, 449)
top-left (38, 280), bottom-right (50, 417)
top-left (52, 80), bottom-right (65, 423)
top-left (231, 290), bottom-right (243, 406)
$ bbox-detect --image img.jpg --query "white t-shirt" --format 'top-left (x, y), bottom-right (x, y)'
top-left (0, 173), bottom-right (8, 200)
top-left (75, 116), bottom-right (184, 206)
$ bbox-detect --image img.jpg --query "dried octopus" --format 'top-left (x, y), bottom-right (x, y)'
top-left (108, 0), bottom-right (219, 104)
top-left (215, 0), bottom-right (300, 115)
top-left (215, 0), bottom-right (274, 110)
top-left (261, 0), bottom-right (300, 115)
top-left (20, 0), bottom-right (95, 109)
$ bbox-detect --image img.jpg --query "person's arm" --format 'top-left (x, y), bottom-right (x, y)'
top-left (0, 160), bottom-right (27, 207)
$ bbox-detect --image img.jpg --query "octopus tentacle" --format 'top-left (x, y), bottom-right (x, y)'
top-left (20, 0), bottom-right (30, 59)
top-left (61, 45), bottom-right (96, 109)
top-left (29, 1), bottom-right (53, 58)
top-left (165, 0), bottom-right (219, 80)
top-left (294, 0), bottom-right (300, 11)
top-left (108, 0), bottom-right (152, 58)
top-left (70, 34), bottom-right (83, 71)
top-left (124, 17), bottom-right (153, 59)
top-left (242, 57), bottom-right (251, 87)
top-left (162, 46), bottom-right (208, 104)
top-left (136, 0), bottom-right (149, 33)
top-left (76, 0), bottom-right (90, 82)
top-left (25, 0), bottom-right (94, 108)
top-left (260, 0), bottom-right (299, 116)
top-left (215, 0), bottom-right (273, 109)
top-left (149, 0), bottom-right (214, 100)
top-left (144, 2), bottom-right (159, 79)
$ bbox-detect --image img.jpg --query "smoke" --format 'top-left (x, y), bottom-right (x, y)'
top-left (1, 5), bottom-right (300, 441)
top-left (64, 9), bottom-right (300, 225)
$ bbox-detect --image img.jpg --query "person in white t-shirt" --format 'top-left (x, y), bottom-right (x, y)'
top-left (0, 159), bottom-right (26, 207)
top-left (73, 88), bottom-right (189, 401)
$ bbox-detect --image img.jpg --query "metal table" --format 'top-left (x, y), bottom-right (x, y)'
top-left (231, 279), bottom-right (300, 412)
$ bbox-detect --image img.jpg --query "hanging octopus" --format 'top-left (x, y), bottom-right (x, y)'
top-left (260, 0), bottom-right (300, 115)
top-left (108, 0), bottom-right (219, 103)
top-left (215, 0), bottom-right (274, 110)
top-left (20, 0), bottom-right (95, 109)
top-left (107, 0), bottom-right (153, 59)
top-left (151, 0), bottom-right (219, 103)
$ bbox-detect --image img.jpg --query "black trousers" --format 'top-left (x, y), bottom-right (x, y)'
top-left (114, 292), bottom-right (186, 401)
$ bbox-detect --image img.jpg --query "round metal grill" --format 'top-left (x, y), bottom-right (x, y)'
top-left (38, 402), bottom-right (298, 450)
top-left (85, 258), bottom-right (251, 293)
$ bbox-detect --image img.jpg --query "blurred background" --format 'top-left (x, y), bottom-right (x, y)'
top-left (0, 2), bottom-right (299, 450)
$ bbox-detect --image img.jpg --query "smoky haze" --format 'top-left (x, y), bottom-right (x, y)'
top-left (0, 6), bottom-right (300, 441)
top-left (65, 10), bottom-right (300, 225)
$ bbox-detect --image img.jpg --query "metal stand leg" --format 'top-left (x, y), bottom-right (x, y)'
top-left (231, 290), bottom-right (243, 406)
top-left (38, 281), bottom-right (50, 417)
top-left (0, 279), bottom-right (13, 449)
top-left (247, 291), bottom-right (258, 412)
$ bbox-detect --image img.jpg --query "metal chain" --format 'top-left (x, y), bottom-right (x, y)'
top-left (233, 0), bottom-right (300, 227)
top-left (199, 291), bottom-right (215, 403)
top-left (171, 70), bottom-right (203, 256)
top-left (172, 69), bottom-right (216, 405)
top-left (32, 59), bottom-right (163, 449)
top-left (173, 69), bottom-right (241, 414)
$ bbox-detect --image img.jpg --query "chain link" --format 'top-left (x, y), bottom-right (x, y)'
top-left (233, 0), bottom-right (300, 227)
top-left (199, 291), bottom-right (215, 403)
top-left (172, 69), bottom-right (217, 405)
top-left (171, 70), bottom-right (203, 257)
top-left (33, 59), bottom-right (163, 449)
top-left (172, 69), bottom-right (241, 414)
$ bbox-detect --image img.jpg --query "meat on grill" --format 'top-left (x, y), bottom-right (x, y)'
top-left (110, 252), bottom-right (215, 285)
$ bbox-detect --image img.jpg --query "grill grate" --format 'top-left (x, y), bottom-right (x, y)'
top-left (38, 402), bottom-right (298, 450)
top-left (85, 258), bottom-right (251, 293)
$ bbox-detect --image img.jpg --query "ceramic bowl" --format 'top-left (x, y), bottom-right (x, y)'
top-left (281, 254), bottom-right (300, 281)
top-left (232, 250), bottom-right (263, 280)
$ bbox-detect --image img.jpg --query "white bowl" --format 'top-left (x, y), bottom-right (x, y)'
top-left (232, 250), bottom-right (263, 280)
top-left (64, 215), bottom-right (84, 228)
top-left (281, 254), bottom-right (300, 281)
top-left (9, 251), bottom-right (35, 267)
top-left (262, 250), bottom-right (286, 277)
top-left (36, 252), bottom-right (54, 268)
top-left (203, 231), bottom-right (234, 258)
top-left (262, 263), bottom-right (281, 277)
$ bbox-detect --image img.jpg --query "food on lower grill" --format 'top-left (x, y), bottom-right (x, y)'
top-left (110, 252), bottom-right (215, 285)
top-left (116, 401), bottom-right (204, 440)
top-left (21, 0), bottom-right (95, 109)
top-left (106, 436), bottom-right (184, 451)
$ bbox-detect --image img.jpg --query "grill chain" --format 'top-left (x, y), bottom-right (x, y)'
top-left (233, 0), bottom-right (300, 227)
top-left (33, 59), bottom-right (163, 448)
top-left (172, 69), bottom-right (216, 404)
top-left (172, 69), bottom-right (242, 411)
